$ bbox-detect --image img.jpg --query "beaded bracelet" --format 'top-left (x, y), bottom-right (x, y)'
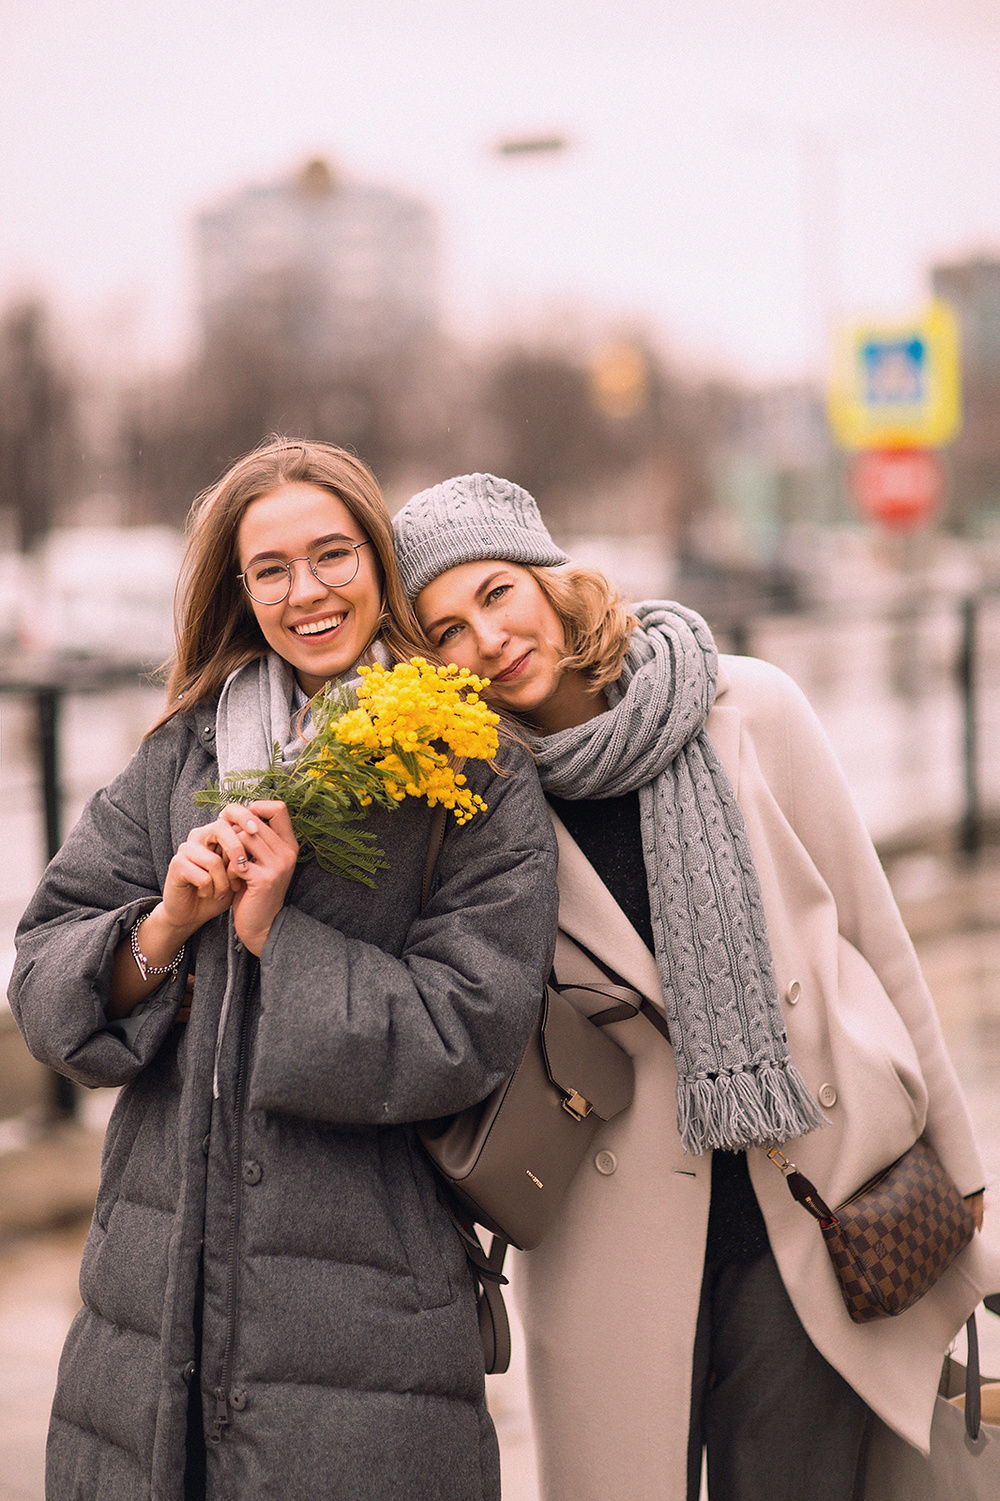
top-left (130, 915), bottom-right (186, 984)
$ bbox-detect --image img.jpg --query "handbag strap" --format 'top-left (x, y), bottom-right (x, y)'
top-left (764, 1146), bottom-right (838, 1225)
top-left (422, 801), bottom-right (450, 910)
top-left (964, 1312), bottom-right (982, 1441)
top-left (443, 1194), bottom-right (511, 1375)
top-left (552, 930), bottom-right (672, 1043)
top-left (960, 1299), bottom-right (1000, 1442)
top-left (420, 796), bottom-right (511, 1373)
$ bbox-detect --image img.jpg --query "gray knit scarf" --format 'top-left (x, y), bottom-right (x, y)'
top-left (532, 600), bottom-right (825, 1155)
top-left (209, 643), bottom-right (390, 1097)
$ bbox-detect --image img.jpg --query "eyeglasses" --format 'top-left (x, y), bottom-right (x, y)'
top-left (239, 541), bottom-right (371, 604)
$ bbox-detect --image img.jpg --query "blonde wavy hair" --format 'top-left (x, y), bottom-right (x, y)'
top-left (525, 562), bottom-right (637, 696)
top-left (149, 437), bottom-right (425, 735)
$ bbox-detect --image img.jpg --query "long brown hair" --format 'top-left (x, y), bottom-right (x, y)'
top-left (150, 437), bottom-right (424, 734)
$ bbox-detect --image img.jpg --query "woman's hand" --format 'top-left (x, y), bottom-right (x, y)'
top-left (968, 1191), bottom-right (985, 1233)
top-left (108, 816), bottom-right (246, 1018)
top-left (214, 800), bottom-right (299, 957)
top-left (159, 817), bottom-right (246, 934)
top-left (108, 801), bottom-right (297, 1018)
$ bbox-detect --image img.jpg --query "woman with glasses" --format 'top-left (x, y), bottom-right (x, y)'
top-left (9, 440), bottom-right (558, 1501)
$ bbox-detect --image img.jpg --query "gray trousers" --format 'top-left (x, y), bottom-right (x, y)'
top-left (688, 1248), bottom-right (870, 1501)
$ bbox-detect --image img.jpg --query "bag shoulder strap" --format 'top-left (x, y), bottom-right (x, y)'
top-left (443, 1194), bottom-right (511, 1375)
top-left (556, 929), bottom-right (673, 1044)
top-left (763, 1145), bottom-right (837, 1223)
top-left (420, 793), bottom-right (511, 1374)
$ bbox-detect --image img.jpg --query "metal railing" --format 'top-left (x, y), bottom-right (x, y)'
top-left (1, 653), bottom-right (160, 1120)
top-left (712, 587), bottom-right (1000, 859)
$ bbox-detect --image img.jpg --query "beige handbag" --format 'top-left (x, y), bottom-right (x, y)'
top-left (418, 970), bottom-right (637, 1253)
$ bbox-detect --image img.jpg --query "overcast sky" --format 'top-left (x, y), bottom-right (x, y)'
top-left (3, 0), bottom-right (1000, 384)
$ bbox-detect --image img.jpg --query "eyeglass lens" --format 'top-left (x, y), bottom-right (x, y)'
top-left (242, 543), bottom-right (364, 604)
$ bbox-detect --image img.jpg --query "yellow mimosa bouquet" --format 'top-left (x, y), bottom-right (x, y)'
top-left (195, 659), bottom-right (499, 886)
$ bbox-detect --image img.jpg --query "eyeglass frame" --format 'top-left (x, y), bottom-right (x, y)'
top-left (238, 540), bottom-right (372, 604)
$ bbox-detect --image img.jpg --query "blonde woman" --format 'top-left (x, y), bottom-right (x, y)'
top-left (393, 472), bottom-right (991, 1501)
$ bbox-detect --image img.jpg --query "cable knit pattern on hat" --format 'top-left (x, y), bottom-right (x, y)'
top-left (394, 473), bottom-right (569, 600)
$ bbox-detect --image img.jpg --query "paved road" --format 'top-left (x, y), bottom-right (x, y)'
top-left (2, 850), bottom-right (1000, 1501)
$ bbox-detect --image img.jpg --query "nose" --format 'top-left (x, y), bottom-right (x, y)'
top-left (286, 557), bottom-right (329, 607)
top-left (474, 618), bottom-right (509, 660)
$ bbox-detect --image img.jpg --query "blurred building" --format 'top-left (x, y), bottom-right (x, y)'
top-left (931, 256), bottom-right (1000, 536)
top-left (120, 157), bottom-right (448, 518)
top-left (195, 156), bottom-right (440, 375)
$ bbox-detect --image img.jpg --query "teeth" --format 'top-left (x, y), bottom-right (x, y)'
top-left (294, 616), bottom-right (343, 636)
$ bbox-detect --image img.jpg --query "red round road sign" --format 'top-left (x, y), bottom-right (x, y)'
top-left (848, 447), bottom-right (946, 529)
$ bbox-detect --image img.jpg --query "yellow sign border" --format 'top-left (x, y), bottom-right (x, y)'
top-left (827, 301), bottom-right (961, 450)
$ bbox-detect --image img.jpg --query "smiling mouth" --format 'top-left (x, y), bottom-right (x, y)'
top-left (493, 651), bottom-right (530, 682)
top-left (293, 614), bottom-right (345, 637)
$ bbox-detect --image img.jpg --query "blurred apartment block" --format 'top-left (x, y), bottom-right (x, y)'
top-left (195, 156), bottom-right (441, 376)
top-left (932, 257), bottom-right (1000, 538)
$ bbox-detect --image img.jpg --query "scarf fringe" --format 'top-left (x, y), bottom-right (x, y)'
top-left (677, 1061), bottom-right (828, 1156)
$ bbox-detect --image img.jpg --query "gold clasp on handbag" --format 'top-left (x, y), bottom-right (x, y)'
top-left (767, 1146), bottom-right (795, 1175)
top-left (561, 1089), bottom-right (593, 1121)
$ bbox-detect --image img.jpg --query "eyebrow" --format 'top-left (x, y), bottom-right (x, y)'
top-left (422, 567), bottom-right (509, 637)
top-left (242, 532), bottom-right (360, 568)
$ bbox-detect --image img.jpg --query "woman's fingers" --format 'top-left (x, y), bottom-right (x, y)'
top-left (220, 801), bottom-right (299, 869)
top-left (195, 814), bottom-right (247, 872)
top-left (161, 824), bottom-right (242, 928)
top-left (248, 799), bottom-right (297, 844)
top-left (213, 802), bottom-right (298, 956)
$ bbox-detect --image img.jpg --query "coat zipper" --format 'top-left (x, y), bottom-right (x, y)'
top-left (209, 976), bottom-right (255, 1446)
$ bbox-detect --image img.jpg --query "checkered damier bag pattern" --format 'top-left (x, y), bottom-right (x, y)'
top-left (820, 1137), bottom-right (976, 1324)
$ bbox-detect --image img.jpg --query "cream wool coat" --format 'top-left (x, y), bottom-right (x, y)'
top-left (511, 652), bottom-right (995, 1501)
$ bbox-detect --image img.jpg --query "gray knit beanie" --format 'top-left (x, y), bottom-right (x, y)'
top-left (393, 473), bottom-right (569, 601)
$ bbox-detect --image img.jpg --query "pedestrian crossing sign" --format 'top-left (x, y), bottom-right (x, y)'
top-left (827, 301), bottom-right (961, 450)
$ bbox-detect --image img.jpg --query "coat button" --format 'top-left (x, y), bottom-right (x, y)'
top-left (242, 1160), bottom-right (262, 1186)
top-left (182, 1361), bottom-right (197, 1384)
top-left (229, 1387), bottom-right (248, 1411)
top-left (818, 1082), bottom-right (838, 1108)
top-left (785, 980), bottom-right (801, 1005)
top-left (595, 1150), bottom-right (617, 1176)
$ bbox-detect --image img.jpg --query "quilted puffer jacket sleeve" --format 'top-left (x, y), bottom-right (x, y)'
top-left (8, 716), bottom-right (208, 1088)
top-left (249, 738), bottom-right (559, 1127)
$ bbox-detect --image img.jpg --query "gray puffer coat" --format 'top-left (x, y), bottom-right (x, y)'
top-left (9, 700), bottom-right (558, 1501)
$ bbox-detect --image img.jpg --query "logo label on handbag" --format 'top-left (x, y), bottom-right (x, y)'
top-left (526, 1170), bottom-right (543, 1189)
